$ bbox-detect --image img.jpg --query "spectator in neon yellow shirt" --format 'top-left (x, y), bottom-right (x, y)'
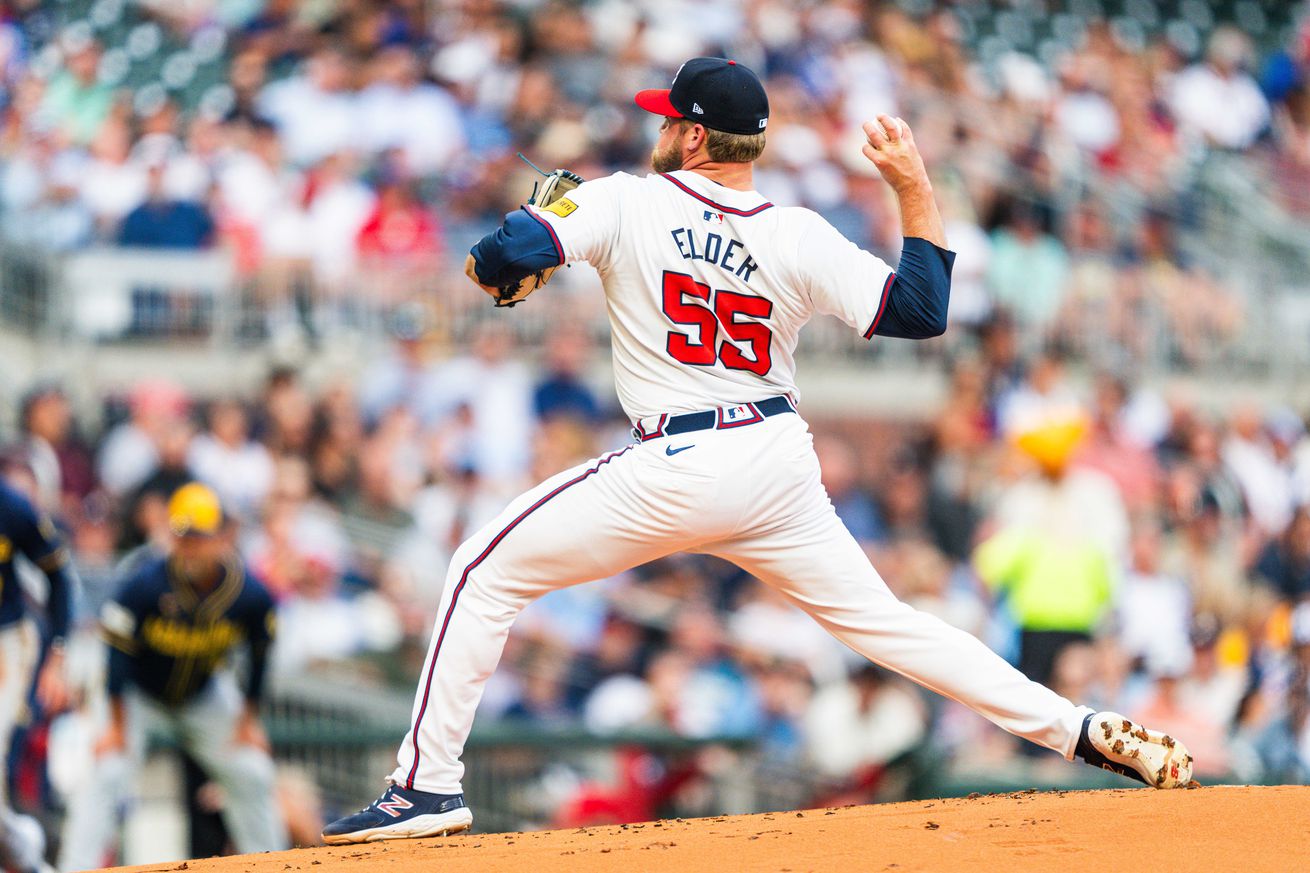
top-left (974, 413), bottom-right (1126, 685)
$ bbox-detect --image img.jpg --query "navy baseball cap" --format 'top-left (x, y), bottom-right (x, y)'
top-left (635, 57), bottom-right (769, 136)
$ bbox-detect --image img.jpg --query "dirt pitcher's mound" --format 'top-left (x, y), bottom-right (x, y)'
top-left (118, 785), bottom-right (1309, 873)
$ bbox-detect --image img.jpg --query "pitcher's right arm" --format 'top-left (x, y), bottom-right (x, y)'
top-left (794, 115), bottom-right (954, 341)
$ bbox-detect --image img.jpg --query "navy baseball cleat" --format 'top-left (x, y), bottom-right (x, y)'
top-left (321, 784), bottom-right (473, 844)
top-left (1075, 711), bottom-right (1194, 788)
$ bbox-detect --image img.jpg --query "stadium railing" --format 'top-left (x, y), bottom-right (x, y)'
top-left (260, 675), bottom-right (766, 832)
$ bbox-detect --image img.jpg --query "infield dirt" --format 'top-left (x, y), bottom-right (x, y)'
top-left (112, 784), bottom-right (1309, 873)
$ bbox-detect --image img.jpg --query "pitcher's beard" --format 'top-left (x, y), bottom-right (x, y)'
top-left (651, 141), bottom-right (682, 174)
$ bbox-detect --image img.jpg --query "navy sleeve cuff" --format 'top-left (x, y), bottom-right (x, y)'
top-left (470, 208), bottom-right (565, 287)
top-left (44, 563), bottom-right (73, 641)
top-left (107, 645), bottom-right (129, 697)
top-left (868, 236), bottom-right (954, 340)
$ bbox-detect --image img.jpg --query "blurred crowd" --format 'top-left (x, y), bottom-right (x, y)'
top-left (3, 0), bottom-right (1310, 861)
top-left (6, 313), bottom-right (1310, 814)
top-left (0, 0), bottom-right (1307, 357)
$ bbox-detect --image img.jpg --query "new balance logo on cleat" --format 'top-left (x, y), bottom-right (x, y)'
top-left (376, 794), bottom-right (414, 818)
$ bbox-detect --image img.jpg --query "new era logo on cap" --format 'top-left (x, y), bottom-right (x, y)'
top-left (633, 57), bottom-right (769, 136)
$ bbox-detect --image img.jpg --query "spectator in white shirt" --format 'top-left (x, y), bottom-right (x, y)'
top-left (1170, 26), bottom-right (1270, 151)
top-left (304, 151), bottom-right (376, 289)
top-left (1054, 57), bottom-right (1121, 154)
top-left (426, 322), bottom-right (535, 485)
top-left (357, 306), bottom-right (445, 427)
top-left (96, 380), bottom-right (189, 497)
top-left (216, 118), bottom-right (309, 262)
top-left (1223, 404), bottom-right (1296, 537)
top-left (188, 399), bottom-right (274, 521)
top-left (79, 117), bottom-right (147, 233)
top-left (258, 46), bottom-right (360, 167)
top-left (357, 46), bottom-right (466, 175)
top-left (804, 665), bottom-right (928, 782)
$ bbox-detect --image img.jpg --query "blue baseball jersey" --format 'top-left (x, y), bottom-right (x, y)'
top-left (101, 555), bottom-right (276, 707)
top-left (0, 479), bottom-right (72, 636)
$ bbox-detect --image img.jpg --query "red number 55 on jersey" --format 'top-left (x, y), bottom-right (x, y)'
top-left (661, 270), bottom-right (773, 376)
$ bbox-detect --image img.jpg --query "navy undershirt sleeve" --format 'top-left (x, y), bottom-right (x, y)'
top-left (243, 585), bottom-right (275, 705)
top-left (10, 491), bottom-right (73, 640)
top-left (871, 236), bottom-right (955, 339)
top-left (470, 208), bottom-right (564, 287)
top-left (42, 564), bottom-right (72, 640)
top-left (106, 645), bottom-right (130, 698)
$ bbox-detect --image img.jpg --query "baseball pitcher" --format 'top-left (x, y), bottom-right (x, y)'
top-left (324, 57), bottom-right (1193, 843)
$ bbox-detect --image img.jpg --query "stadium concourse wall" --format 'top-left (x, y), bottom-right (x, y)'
top-left (2, 153), bottom-right (1310, 423)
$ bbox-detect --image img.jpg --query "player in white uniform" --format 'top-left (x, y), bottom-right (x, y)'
top-left (324, 57), bottom-right (1193, 844)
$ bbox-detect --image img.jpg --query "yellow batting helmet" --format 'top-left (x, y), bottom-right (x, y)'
top-left (167, 482), bottom-right (223, 537)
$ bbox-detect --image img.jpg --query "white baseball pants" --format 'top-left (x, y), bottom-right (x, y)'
top-left (0, 621), bottom-right (44, 872)
top-left (392, 409), bottom-right (1089, 793)
top-left (59, 672), bottom-right (287, 871)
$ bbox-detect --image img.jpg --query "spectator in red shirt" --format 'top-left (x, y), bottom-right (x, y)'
top-left (356, 179), bottom-right (442, 262)
top-left (356, 178), bottom-right (443, 302)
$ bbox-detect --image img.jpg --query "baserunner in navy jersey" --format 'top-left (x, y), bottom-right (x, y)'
top-left (59, 483), bottom-right (287, 870)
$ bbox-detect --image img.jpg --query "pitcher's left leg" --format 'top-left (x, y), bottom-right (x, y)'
top-left (711, 501), bottom-right (1193, 785)
top-left (710, 512), bottom-right (1089, 758)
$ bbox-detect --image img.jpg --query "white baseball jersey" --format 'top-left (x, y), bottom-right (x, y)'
top-left (385, 168), bottom-right (1091, 804)
top-left (527, 170), bottom-right (896, 420)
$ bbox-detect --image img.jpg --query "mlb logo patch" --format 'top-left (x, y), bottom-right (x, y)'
top-left (723, 405), bottom-right (751, 422)
top-left (716, 402), bottom-right (763, 429)
top-left (703, 210), bottom-right (725, 226)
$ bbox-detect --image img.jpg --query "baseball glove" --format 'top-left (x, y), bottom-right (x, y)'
top-left (487, 168), bottom-right (585, 308)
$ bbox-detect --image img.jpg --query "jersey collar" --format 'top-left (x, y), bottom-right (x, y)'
top-left (659, 171), bottom-right (774, 217)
